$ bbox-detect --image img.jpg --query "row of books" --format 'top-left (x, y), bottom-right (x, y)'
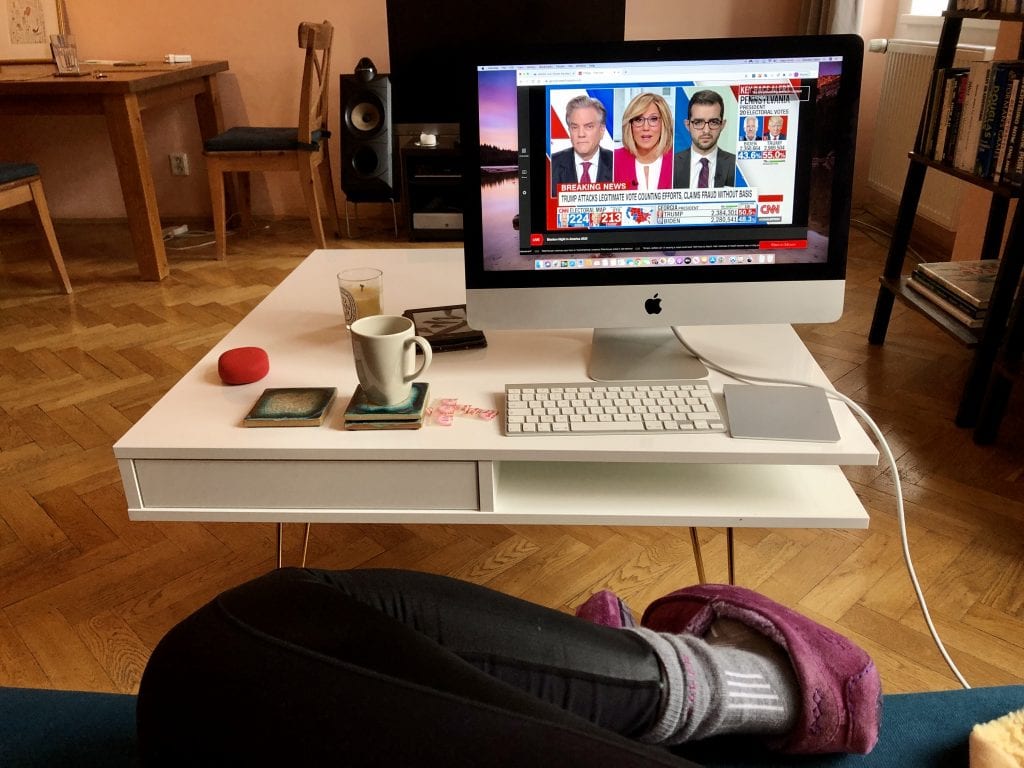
top-left (919, 59), bottom-right (1024, 185)
top-left (951, 1), bottom-right (1023, 12)
top-left (905, 259), bottom-right (999, 329)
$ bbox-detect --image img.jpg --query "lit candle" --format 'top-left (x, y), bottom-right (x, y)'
top-left (353, 282), bottom-right (381, 318)
top-left (338, 267), bottom-right (383, 325)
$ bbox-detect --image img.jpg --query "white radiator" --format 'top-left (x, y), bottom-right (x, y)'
top-left (866, 39), bottom-right (993, 230)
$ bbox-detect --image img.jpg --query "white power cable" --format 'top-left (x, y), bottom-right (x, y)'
top-left (670, 326), bottom-right (972, 690)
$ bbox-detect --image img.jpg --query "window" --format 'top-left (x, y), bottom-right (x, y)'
top-left (909, 0), bottom-right (946, 14)
top-left (896, 0), bottom-right (998, 46)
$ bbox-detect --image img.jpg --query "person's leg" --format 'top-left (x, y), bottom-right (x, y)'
top-left (579, 583), bottom-right (883, 755)
top-left (137, 566), bottom-right (686, 768)
top-left (313, 569), bottom-right (810, 747)
top-left (628, 620), bottom-right (799, 745)
top-left (301, 567), bottom-right (665, 737)
top-left (138, 567), bottom-right (874, 765)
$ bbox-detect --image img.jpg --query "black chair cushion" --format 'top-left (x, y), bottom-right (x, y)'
top-left (0, 162), bottom-right (40, 184)
top-left (203, 127), bottom-right (328, 152)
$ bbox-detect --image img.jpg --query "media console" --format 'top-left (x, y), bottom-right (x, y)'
top-left (400, 138), bottom-right (464, 240)
top-left (114, 248), bottom-right (877, 531)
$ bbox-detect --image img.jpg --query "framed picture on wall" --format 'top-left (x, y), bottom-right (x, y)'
top-left (1, 0), bottom-right (69, 63)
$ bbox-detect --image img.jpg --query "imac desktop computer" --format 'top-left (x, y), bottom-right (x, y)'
top-left (461, 34), bottom-right (863, 381)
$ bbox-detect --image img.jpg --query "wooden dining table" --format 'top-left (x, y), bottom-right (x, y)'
top-left (0, 60), bottom-right (230, 281)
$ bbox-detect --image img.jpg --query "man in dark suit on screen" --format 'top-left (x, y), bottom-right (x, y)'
top-left (764, 115), bottom-right (787, 141)
top-left (673, 89), bottom-right (737, 189)
top-left (551, 95), bottom-right (613, 196)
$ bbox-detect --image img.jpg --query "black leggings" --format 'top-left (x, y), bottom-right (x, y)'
top-left (137, 567), bottom-right (698, 767)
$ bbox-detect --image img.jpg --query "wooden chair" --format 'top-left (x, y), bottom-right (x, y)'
top-left (0, 163), bottom-right (72, 294)
top-left (204, 20), bottom-right (342, 259)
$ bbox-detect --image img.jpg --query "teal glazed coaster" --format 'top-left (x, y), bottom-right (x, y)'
top-left (243, 387), bottom-right (337, 427)
top-left (344, 382), bottom-right (430, 423)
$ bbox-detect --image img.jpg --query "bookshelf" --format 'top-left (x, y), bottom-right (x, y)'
top-left (868, 2), bottom-right (1024, 440)
top-left (975, 288), bottom-right (1024, 440)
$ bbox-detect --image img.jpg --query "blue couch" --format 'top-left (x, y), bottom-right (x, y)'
top-left (1, 683), bottom-right (1021, 767)
top-left (0, 687), bottom-right (137, 767)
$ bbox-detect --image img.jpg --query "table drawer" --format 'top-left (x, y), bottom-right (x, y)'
top-left (127, 459), bottom-right (481, 511)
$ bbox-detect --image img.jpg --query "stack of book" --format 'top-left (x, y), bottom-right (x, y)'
top-left (906, 259), bottom-right (999, 329)
top-left (920, 58), bottom-right (1024, 185)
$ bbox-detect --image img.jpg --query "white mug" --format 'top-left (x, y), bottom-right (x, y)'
top-left (350, 315), bottom-right (432, 405)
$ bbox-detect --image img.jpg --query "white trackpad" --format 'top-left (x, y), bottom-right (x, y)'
top-left (723, 384), bottom-right (840, 442)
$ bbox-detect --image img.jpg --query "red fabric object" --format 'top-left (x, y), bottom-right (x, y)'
top-left (218, 347), bottom-right (269, 385)
top-left (575, 591), bottom-right (637, 628)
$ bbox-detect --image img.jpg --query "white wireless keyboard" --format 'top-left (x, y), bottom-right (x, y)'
top-left (504, 381), bottom-right (726, 436)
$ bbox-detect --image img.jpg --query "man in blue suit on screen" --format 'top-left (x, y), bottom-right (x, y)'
top-left (551, 95), bottom-right (613, 196)
top-left (673, 89), bottom-right (737, 188)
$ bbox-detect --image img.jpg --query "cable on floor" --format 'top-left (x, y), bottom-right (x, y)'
top-left (671, 326), bottom-right (972, 690)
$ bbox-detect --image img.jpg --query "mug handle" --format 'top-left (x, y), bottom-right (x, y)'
top-left (404, 336), bottom-right (433, 382)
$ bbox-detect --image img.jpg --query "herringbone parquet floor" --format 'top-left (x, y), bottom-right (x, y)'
top-left (1, 213), bottom-right (1022, 697)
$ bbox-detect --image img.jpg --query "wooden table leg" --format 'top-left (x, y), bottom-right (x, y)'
top-left (103, 93), bottom-right (168, 281)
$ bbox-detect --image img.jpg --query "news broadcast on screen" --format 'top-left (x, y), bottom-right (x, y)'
top-left (549, 84), bottom-right (797, 225)
top-left (472, 48), bottom-right (849, 271)
top-left (544, 69), bottom-right (828, 256)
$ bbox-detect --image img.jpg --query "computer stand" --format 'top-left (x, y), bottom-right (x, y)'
top-left (588, 327), bottom-right (709, 382)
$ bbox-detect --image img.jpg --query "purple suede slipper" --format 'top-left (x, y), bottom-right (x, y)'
top-left (641, 583), bottom-right (881, 755)
top-left (575, 590), bottom-right (637, 628)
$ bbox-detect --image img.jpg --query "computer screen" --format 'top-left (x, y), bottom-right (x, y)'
top-left (461, 35), bottom-right (863, 380)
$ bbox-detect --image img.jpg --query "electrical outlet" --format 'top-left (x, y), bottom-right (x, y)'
top-left (169, 152), bottom-right (190, 176)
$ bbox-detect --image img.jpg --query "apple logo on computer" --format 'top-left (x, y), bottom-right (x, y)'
top-left (645, 293), bottom-right (662, 314)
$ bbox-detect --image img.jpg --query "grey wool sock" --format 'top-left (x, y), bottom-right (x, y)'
top-left (628, 618), bottom-right (799, 746)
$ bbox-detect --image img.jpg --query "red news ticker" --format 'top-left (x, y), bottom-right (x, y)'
top-left (759, 239), bottom-right (807, 249)
top-left (758, 194), bottom-right (784, 202)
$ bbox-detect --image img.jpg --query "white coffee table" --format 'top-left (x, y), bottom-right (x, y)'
top-left (114, 248), bottom-right (878, 573)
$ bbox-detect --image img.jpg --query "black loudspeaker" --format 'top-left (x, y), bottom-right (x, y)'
top-left (340, 73), bottom-right (397, 202)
